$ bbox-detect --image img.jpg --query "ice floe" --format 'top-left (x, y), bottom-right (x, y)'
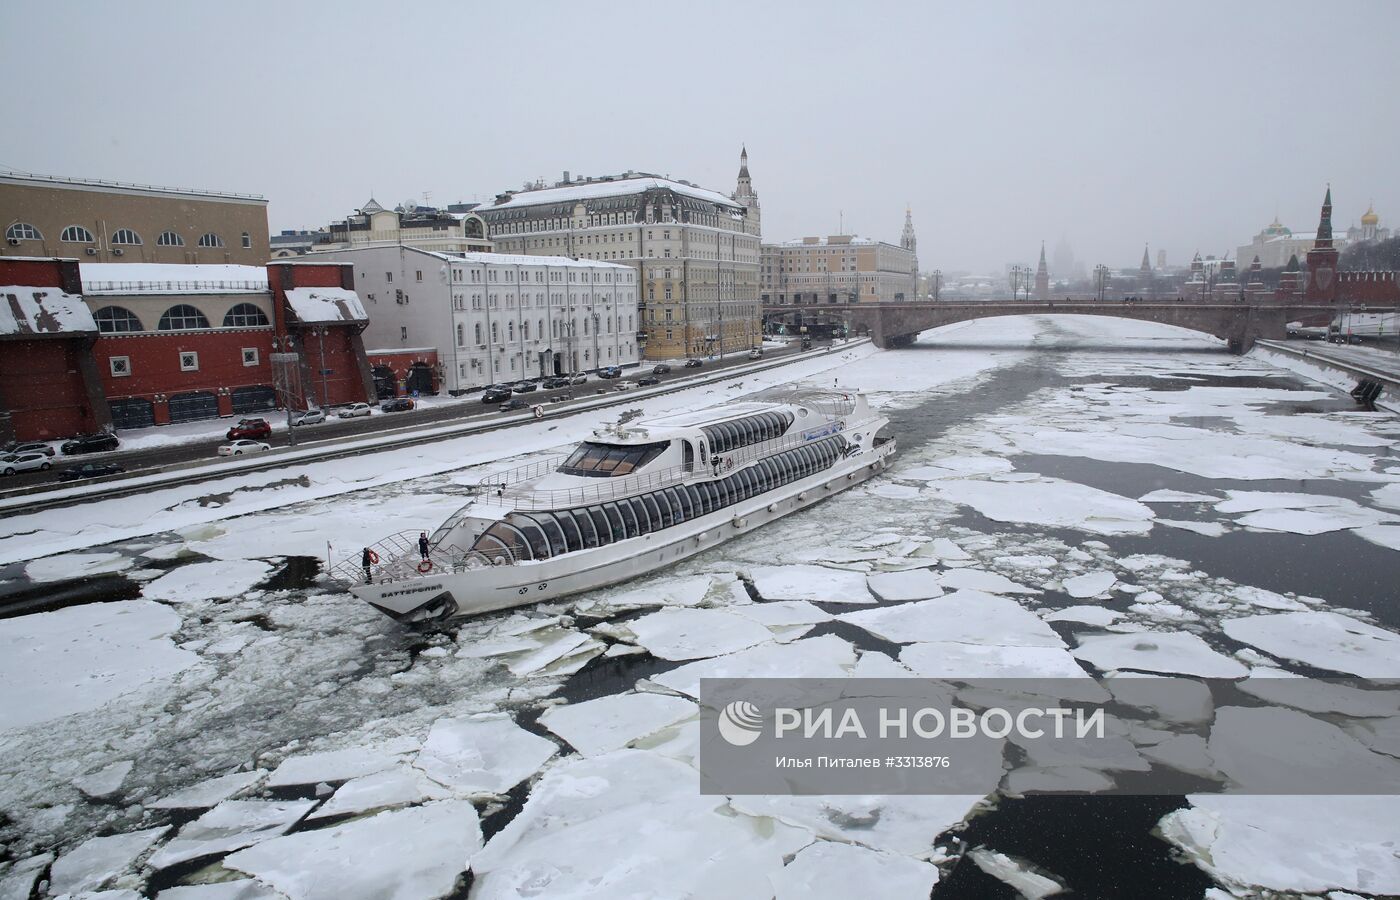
top-left (266, 738), bottom-right (418, 788)
top-left (935, 568), bottom-right (1039, 595)
top-left (1042, 606), bottom-right (1122, 627)
top-left (24, 551), bottom-right (135, 582)
top-left (1062, 571), bottom-right (1117, 599)
top-left (624, 607), bottom-right (774, 660)
top-left (148, 800), bottom-right (317, 869)
top-left (865, 568), bottom-right (944, 601)
top-left (154, 881), bottom-right (287, 900)
top-left (0, 854), bottom-right (54, 900)
top-left (72, 760), bottom-right (133, 799)
top-left (226, 800), bottom-right (481, 900)
top-left (769, 841), bottom-right (939, 899)
top-left (1207, 705), bottom-right (1400, 792)
top-left (1071, 631), bottom-right (1248, 678)
top-left (471, 750), bottom-right (812, 900)
top-left (539, 692), bottom-right (697, 756)
top-left (1222, 611), bottom-right (1400, 678)
top-left (413, 714), bottom-right (557, 797)
top-left (652, 634), bottom-right (857, 698)
top-left (306, 766), bottom-right (452, 820)
top-left (1137, 490), bottom-right (1219, 503)
top-left (839, 591), bottom-right (1064, 647)
top-left (49, 827), bottom-right (168, 895)
top-left (730, 793), bottom-right (983, 858)
top-left (141, 560), bottom-right (274, 603)
top-left (928, 478), bottom-right (1155, 535)
top-left (747, 564), bottom-right (876, 603)
top-left (1236, 673), bottom-right (1400, 717)
top-left (966, 848), bottom-right (1065, 899)
top-left (0, 600), bottom-right (197, 732)
top-left (900, 644), bottom-right (1106, 700)
top-left (150, 770), bottom-right (266, 810)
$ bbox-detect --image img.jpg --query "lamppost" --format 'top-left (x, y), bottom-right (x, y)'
top-left (932, 269), bottom-right (942, 302)
top-left (1009, 265), bottom-right (1025, 301)
top-left (316, 326), bottom-right (330, 409)
top-left (1094, 265), bottom-right (1110, 303)
top-left (270, 335), bottom-right (297, 447)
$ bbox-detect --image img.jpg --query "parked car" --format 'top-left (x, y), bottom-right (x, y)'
top-left (541, 376), bottom-right (570, 389)
top-left (684, 358), bottom-right (704, 369)
top-left (1, 452), bottom-right (52, 475)
top-left (226, 418), bottom-right (272, 440)
top-left (291, 408), bottom-right (327, 426)
top-left (748, 348), bottom-right (763, 360)
top-left (511, 381), bottom-right (538, 394)
top-left (638, 375), bottom-right (661, 386)
top-left (482, 387), bottom-right (513, 403)
top-left (2, 441), bottom-right (54, 457)
top-left (58, 463), bottom-right (126, 481)
top-left (338, 403), bottom-right (372, 418)
top-left (380, 397), bottom-right (415, 412)
top-left (218, 439), bottom-right (272, 457)
top-left (599, 366), bottom-right (623, 379)
top-left (499, 398), bottom-right (530, 412)
top-left (568, 373), bottom-right (589, 386)
top-left (614, 381), bottom-right (640, 391)
top-left (651, 364), bottom-right (672, 375)
top-left (801, 337), bottom-right (813, 350)
top-left (61, 432), bottom-right (120, 455)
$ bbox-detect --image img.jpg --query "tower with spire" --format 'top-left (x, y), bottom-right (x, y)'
top-left (1246, 255), bottom-right (1267, 297)
top-left (1034, 242), bottom-right (1049, 302)
top-left (732, 146), bottom-right (759, 232)
top-left (900, 207), bottom-right (919, 300)
top-left (1305, 186), bottom-right (1339, 301)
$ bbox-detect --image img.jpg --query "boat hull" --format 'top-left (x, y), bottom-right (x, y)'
top-left (349, 439), bottom-right (895, 622)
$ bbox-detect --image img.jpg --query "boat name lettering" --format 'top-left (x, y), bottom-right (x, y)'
top-left (380, 583), bottom-right (443, 598)
top-left (802, 422), bottom-right (844, 440)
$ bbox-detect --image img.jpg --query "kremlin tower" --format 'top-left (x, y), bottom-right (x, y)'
top-left (1305, 186), bottom-right (1339, 302)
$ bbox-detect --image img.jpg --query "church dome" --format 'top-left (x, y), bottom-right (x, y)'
top-left (1263, 216), bottom-right (1291, 237)
top-left (1361, 204), bottom-right (1379, 226)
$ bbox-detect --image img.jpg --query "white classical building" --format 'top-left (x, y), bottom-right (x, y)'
top-left (302, 245), bottom-right (638, 392)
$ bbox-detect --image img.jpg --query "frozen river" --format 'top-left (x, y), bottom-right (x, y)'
top-left (2, 316), bottom-right (1399, 899)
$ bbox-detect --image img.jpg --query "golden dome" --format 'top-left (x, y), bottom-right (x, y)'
top-left (1361, 203), bottom-right (1379, 226)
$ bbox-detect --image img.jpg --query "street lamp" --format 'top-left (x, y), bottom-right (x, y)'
top-left (1094, 265), bottom-right (1110, 303)
top-left (932, 269), bottom-right (942, 302)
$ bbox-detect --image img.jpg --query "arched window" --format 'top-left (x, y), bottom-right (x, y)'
top-left (474, 323), bottom-right (482, 344)
top-left (158, 304), bottom-right (211, 330)
top-left (93, 305), bottom-right (142, 333)
top-left (522, 321), bottom-right (530, 341)
top-left (491, 322), bottom-right (498, 342)
top-left (60, 225), bottom-right (94, 243)
top-left (222, 303), bottom-right (269, 327)
top-left (508, 321), bottom-right (515, 341)
top-left (456, 323), bottom-right (464, 347)
top-left (198, 233), bottom-right (225, 248)
top-left (157, 231), bottom-right (184, 246)
top-left (6, 223), bottom-right (42, 241)
top-left (111, 228), bottom-right (143, 245)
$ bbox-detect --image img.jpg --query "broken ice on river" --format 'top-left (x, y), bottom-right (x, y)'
top-left (2, 317), bottom-right (1400, 898)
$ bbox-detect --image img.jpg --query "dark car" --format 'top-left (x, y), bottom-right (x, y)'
top-left (638, 375), bottom-right (661, 386)
top-left (499, 398), bottom-right (530, 412)
top-left (58, 463), bottom-right (126, 482)
top-left (482, 387), bottom-right (512, 403)
top-left (684, 358), bottom-right (703, 368)
top-left (651, 364), bottom-right (671, 375)
top-left (801, 337), bottom-right (813, 350)
top-left (541, 376), bottom-right (570, 389)
top-left (3, 441), bottom-right (55, 457)
top-left (226, 418), bottom-right (272, 440)
top-left (511, 381), bottom-right (538, 394)
top-left (380, 397), bottom-right (416, 412)
top-left (598, 366), bottom-right (622, 379)
top-left (61, 432), bottom-right (120, 455)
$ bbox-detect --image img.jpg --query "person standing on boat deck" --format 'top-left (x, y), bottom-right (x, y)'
top-left (418, 532), bottom-right (430, 561)
top-left (361, 547), bottom-right (374, 584)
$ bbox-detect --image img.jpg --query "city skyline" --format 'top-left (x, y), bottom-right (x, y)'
top-left (2, 1), bottom-right (1396, 273)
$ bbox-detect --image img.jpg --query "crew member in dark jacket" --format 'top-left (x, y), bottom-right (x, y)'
top-left (362, 547), bottom-right (374, 583)
top-left (418, 532), bottom-right (431, 561)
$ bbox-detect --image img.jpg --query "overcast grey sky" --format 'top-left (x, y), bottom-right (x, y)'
top-left (3, 1), bottom-right (1396, 273)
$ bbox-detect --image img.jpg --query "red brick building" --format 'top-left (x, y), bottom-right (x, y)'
top-left (1304, 187), bottom-right (1400, 306)
top-left (0, 258), bottom-right (373, 442)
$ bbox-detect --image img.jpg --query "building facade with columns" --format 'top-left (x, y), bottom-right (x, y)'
top-left (303, 244), bottom-right (639, 392)
top-left (477, 150), bottom-right (761, 360)
top-left (760, 232), bottom-right (918, 308)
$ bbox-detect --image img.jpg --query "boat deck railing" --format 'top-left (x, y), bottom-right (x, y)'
top-left (327, 530), bottom-right (515, 589)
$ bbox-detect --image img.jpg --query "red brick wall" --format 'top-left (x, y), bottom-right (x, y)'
top-left (0, 338), bottom-right (102, 440)
top-left (291, 325), bottom-right (369, 408)
top-left (1336, 271), bottom-right (1400, 305)
top-left (0, 257), bottom-right (80, 293)
top-left (367, 348), bottom-right (439, 393)
top-left (93, 329), bottom-right (275, 415)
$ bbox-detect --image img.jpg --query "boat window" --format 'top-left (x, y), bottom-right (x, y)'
top-left (559, 440), bottom-right (671, 477)
top-left (652, 490), bottom-right (675, 528)
top-left (641, 495), bottom-right (660, 531)
top-left (476, 520), bottom-right (536, 561)
top-left (531, 513), bottom-right (570, 556)
top-left (554, 510), bottom-right (584, 553)
top-left (626, 497), bottom-right (651, 534)
top-left (669, 486), bottom-right (692, 522)
top-left (698, 482), bottom-right (717, 514)
top-left (685, 484), bottom-right (704, 517)
top-left (602, 503), bottom-right (627, 541)
top-left (571, 507), bottom-right (600, 549)
top-left (615, 500), bottom-right (639, 538)
top-left (701, 411), bottom-right (796, 455)
top-left (587, 507), bottom-right (612, 546)
top-left (513, 517), bottom-right (553, 559)
top-left (739, 467), bottom-right (757, 499)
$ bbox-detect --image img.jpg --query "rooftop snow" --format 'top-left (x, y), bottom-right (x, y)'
top-left (0, 286), bottom-right (97, 336)
top-left (81, 264), bottom-right (268, 295)
top-left (405, 248), bottom-right (634, 270)
top-left (283, 287), bottom-right (367, 323)
top-left (481, 176), bottom-right (742, 212)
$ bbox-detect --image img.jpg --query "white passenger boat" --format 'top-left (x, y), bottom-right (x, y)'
top-left (333, 390), bottom-right (894, 623)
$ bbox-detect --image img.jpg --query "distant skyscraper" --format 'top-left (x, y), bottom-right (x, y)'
top-left (1052, 237), bottom-right (1076, 279)
top-left (1156, 249), bottom-right (1166, 271)
top-left (1035, 242), bottom-right (1049, 302)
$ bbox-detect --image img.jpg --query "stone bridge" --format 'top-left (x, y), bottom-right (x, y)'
top-left (826, 301), bottom-right (1340, 353)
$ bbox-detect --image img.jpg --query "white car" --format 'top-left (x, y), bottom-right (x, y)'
top-left (218, 439), bottom-right (271, 457)
top-left (614, 381), bottom-right (640, 391)
top-left (1, 452), bottom-right (53, 475)
top-left (338, 403), bottom-right (372, 418)
top-left (292, 408), bottom-right (327, 426)
top-left (568, 373), bottom-right (589, 385)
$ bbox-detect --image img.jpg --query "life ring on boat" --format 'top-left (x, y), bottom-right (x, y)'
top-left (417, 559), bottom-right (433, 573)
top-left (366, 549), bottom-right (380, 564)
